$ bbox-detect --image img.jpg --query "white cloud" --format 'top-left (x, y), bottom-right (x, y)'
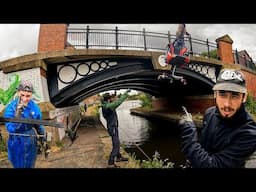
top-left (0, 24), bottom-right (40, 61)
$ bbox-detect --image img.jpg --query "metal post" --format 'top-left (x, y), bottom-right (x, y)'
top-left (206, 39), bottom-right (210, 58)
top-left (65, 24), bottom-right (69, 49)
top-left (235, 49), bottom-right (239, 64)
top-left (168, 31), bottom-right (171, 44)
top-left (143, 28), bottom-right (147, 51)
top-left (86, 25), bottom-right (89, 49)
top-left (115, 26), bottom-right (119, 50)
top-left (189, 35), bottom-right (193, 55)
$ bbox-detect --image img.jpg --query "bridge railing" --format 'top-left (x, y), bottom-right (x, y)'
top-left (66, 26), bottom-right (218, 59)
top-left (67, 26), bottom-right (256, 71)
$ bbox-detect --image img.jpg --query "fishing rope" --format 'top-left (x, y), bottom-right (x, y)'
top-left (118, 101), bottom-right (152, 161)
top-left (121, 127), bottom-right (151, 161)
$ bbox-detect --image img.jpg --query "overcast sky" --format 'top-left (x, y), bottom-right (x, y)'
top-left (0, 24), bottom-right (256, 62)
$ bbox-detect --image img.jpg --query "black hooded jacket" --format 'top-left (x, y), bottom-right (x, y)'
top-left (181, 104), bottom-right (256, 168)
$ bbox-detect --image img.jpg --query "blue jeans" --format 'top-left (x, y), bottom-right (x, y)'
top-left (173, 39), bottom-right (185, 55)
top-left (107, 126), bottom-right (121, 165)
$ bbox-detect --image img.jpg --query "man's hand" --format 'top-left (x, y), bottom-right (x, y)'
top-left (15, 102), bottom-right (26, 117)
top-left (17, 99), bottom-right (27, 110)
top-left (179, 106), bottom-right (193, 125)
top-left (178, 106), bottom-right (198, 160)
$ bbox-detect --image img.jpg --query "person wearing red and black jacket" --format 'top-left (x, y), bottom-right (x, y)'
top-left (179, 69), bottom-right (256, 168)
top-left (173, 23), bottom-right (190, 56)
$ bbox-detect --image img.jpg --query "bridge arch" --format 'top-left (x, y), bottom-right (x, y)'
top-left (46, 52), bottom-right (216, 107)
top-left (0, 49), bottom-right (220, 109)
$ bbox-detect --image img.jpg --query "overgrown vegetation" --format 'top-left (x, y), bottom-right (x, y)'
top-left (138, 93), bottom-right (152, 109)
top-left (140, 151), bottom-right (174, 168)
top-left (124, 152), bottom-right (141, 168)
top-left (55, 140), bottom-right (64, 148)
top-left (0, 137), bottom-right (8, 160)
top-left (246, 93), bottom-right (256, 115)
top-left (200, 49), bottom-right (218, 59)
top-left (0, 137), bottom-right (7, 152)
top-left (90, 105), bottom-right (100, 117)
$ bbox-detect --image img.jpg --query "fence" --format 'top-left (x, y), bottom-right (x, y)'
top-left (66, 26), bottom-right (256, 70)
top-left (67, 26), bottom-right (217, 59)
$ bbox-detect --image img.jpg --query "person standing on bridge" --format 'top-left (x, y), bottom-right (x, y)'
top-left (101, 89), bottom-right (131, 168)
top-left (178, 69), bottom-right (256, 168)
top-left (158, 24), bottom-right (191, 82)
top-left (173, 23), bottom-right (190, 55)
top-left (3, 80), bottom-right (46, 168)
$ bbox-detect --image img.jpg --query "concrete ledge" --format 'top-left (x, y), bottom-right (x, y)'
top-left (38, 102), bottom-right (56, 120)
top-left (0, 49), bottom-right (153, 73)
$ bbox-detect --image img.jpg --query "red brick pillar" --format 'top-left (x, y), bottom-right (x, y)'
top-left (216, 34), bottom-right (234, 64)
top-left (38, 24), bottom-right (68, 52)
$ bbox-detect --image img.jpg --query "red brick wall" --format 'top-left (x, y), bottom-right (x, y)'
top-left (38, 24), bottom-right (67, 52)
top-left (183, 97), bottom-right (215, 114)
top-left (241, 69), bottom-right (256, 98)
top-left (152, 96), bottom-right (215, 114)
top-left (217, 41), bottom-right (234, 64)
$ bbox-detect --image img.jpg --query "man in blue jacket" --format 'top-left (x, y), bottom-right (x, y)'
top-left (179, 69), bottom-right (256, 168)
top-left (4, 80), bottom-right (45, 168)
top-left (101, 90), bottom-right (130, 168)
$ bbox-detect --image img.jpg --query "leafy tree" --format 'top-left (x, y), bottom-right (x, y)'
top-left (139, 93), bottom-right (152, 109)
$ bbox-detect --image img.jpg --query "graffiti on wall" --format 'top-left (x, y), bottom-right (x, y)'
top-left (0, 74), bottom-right (41, 106)
top-left (0, 74), bottom-right (20, 105)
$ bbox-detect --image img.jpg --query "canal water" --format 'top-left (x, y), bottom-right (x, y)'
top-left (99, 100), bottom-right (187, 167)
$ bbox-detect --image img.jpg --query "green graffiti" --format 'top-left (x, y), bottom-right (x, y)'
top-left (0, 74), bottom-right (20, 105)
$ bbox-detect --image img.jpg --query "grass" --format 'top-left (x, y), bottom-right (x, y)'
top-left (0, 137), bottom-right (8, 160)
top-left (139, 151), bottom-right (175, 168)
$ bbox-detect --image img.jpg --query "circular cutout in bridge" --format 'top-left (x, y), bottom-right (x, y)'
top-left (158, 55), bottom-right (167, 67)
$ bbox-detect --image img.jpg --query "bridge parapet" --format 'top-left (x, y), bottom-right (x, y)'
top-left (66, 26), bottom-right (218, 60)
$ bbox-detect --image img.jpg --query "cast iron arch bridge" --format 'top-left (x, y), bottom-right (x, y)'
top-left (46, 50), bottom-right (222, 107)
top-left (46, 26), bottom-right (223, 107)
top-left (0, 27), bottom-right (225, 108)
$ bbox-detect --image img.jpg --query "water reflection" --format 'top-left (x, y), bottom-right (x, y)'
top-left (99, 99), bottom-right (186, 165)
top-left (133, 119), bottom-right (186, 165)
top-left (99, 100), bottom-right (151, 147)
